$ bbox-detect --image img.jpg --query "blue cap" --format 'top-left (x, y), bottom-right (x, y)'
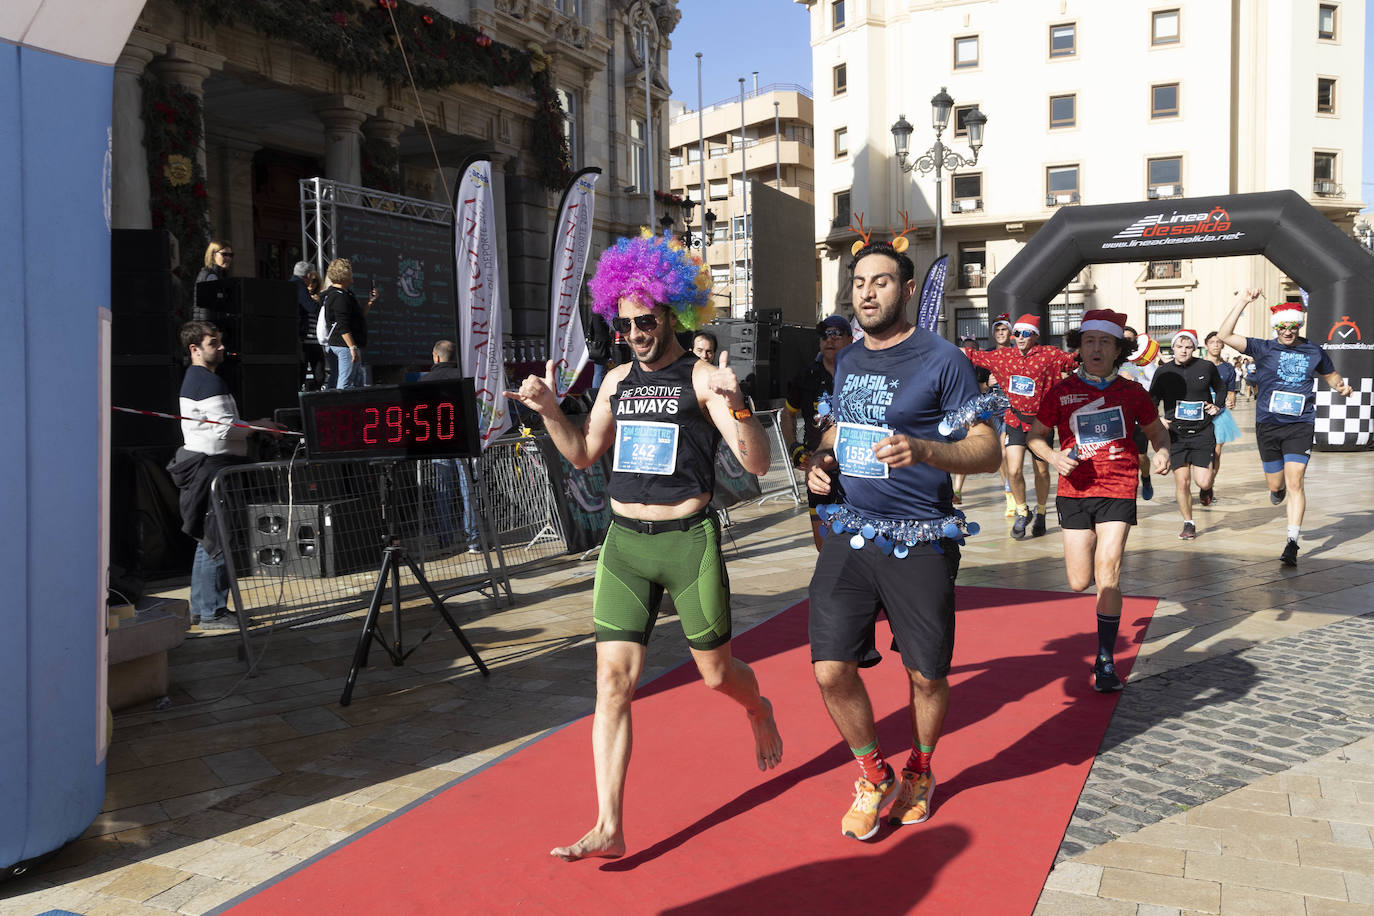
top-left (818, 315), bottom-right (852, 335)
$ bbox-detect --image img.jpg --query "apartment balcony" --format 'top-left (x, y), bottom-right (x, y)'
top-left (950, 197), bottom-right (983, 214)
top-left (1147, 184), bottom-right (1184, 200)
top-left (1046, 191), bottom-right (1080, 207)
top-left (1148, 260), bottom-right (1183, 280)
top-left (1313, 180), bottom-right (1343, 197)
top-left (958, 264), bottom-right (989, 289)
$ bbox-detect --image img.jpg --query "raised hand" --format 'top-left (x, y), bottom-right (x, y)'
top-left (502, 359), bottom-right (559, 416)
top-left (707, 350), bottom-right (745, 410)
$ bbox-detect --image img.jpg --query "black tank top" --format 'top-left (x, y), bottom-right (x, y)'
top-left (608, 352), bottom-right (720, 504)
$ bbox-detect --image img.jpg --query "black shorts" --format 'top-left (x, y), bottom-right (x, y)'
top-left (1256, 421), bottom-right (1315, 466)
top-left (1168, 425), bottom-right (1216, 469)
top-left (808, 535), bottom-right (960, 679)
top-left (1056, 496), bottom-right (1137, 530)
top-left (1005, 417), bottom-right (1052, 460)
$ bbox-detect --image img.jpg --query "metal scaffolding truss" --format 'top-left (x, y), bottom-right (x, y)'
top-left (299, 177), bottom-right (453, 272)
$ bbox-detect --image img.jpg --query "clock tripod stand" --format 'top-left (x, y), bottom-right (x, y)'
top-left (340, 460), bottom-right (489, 706)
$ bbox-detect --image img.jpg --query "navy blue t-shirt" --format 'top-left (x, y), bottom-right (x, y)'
top-left (1214, 359), bottom-right (1236, 394)
top-left (831, 328), bottom-right (980, 521)
top-left (1246, 337), bottom-right (1335, 424)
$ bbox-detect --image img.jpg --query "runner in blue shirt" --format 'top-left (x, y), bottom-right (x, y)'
top-left (1216, 289), bottom-right (1353, 566)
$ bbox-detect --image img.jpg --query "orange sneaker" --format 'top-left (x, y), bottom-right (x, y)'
top-left (841, 771), bottom-right (897, 840)
top-left (887, 769), bottom-right (936, 826)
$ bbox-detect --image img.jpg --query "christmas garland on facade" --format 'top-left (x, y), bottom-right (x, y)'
top-left (142, 75), bottom-right (210, 301)
top-left (168, 0), bottom-right (572, 189)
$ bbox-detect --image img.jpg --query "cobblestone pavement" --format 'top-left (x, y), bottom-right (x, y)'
top-left (1061, 612), bottom-right (1374, 861)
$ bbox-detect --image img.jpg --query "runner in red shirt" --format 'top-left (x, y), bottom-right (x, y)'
top-left (964, 314), bottom-right (1077, 538)
top-left (1029, 309), bottom-right (1170, 693)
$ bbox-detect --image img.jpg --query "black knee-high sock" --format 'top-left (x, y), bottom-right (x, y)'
top-left (1096, 613), bottom-right (1119, 660)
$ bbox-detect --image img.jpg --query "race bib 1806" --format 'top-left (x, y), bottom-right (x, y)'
top-left (835, 422), bottom-right (892, 479)
top-left (1269, 390), bottom-right (1305, 417)
top-left (1072, 406), bottom-right (1126, 447)
top-left (1008, 375), bottom-right (1036, 397)
top-left (612, 421), bottom-right (679, 475)
top-left (1175, 400), bottom-right (1205, 422)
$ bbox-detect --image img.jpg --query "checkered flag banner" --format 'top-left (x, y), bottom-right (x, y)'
top-left (1315, 376), bottom-right (1374, 449)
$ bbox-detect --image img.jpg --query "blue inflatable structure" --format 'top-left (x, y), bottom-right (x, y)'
top-left (2, 0), bottom-right (144, 874)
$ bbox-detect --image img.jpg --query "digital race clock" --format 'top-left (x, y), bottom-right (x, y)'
top-left (299, 378), bottom-right (481, 461)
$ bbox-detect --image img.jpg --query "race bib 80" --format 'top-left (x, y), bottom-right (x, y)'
top-left (1072, 406), bottom-right (1126, 447)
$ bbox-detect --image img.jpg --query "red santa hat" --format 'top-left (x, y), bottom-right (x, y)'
top-left (1172, 328), bottom-right (1199, 347)
top-left (1079, 309), bottom-right (1127, 338)
top-left (1270, 301), bottom-right (1305, 325)
top-left (1012, 314), bottom-right (1040, 335)
top-left (991, 313), bottom-right (1012, 330)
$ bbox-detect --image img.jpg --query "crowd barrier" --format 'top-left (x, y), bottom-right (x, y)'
top-left (208, 416), bottom-right (802, 667)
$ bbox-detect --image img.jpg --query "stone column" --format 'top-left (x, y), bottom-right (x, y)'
top-left (149, 43), bottom-right (225, 178)
top-left (111, 35), bottom-right (166, 230)
top-left (362, 114), bottom-right (404, 193)
top-left (314, 99), bottom-right (370, 187)
top-left (208, 130), bottom-right (262, 276)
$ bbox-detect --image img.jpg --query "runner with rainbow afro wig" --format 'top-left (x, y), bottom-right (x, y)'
top-left (588, 228), bottom-right (714, 331)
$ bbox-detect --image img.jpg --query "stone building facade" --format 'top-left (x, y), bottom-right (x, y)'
top-left (112, 0), bottom-right (681, 344)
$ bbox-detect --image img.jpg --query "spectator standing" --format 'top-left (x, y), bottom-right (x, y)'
top-left (423, 339), bottom-right (481, 554)
top-left (291, 260), bottom-right (326, 391)
top-left (320, 258), bottom-right (377, 389)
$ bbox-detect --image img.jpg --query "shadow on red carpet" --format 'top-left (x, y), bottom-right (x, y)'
top-left (221, 586), bottom-right (1155, 915)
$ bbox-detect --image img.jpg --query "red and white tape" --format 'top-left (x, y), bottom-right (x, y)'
top-left (112, 406), bottom-right (303, 437)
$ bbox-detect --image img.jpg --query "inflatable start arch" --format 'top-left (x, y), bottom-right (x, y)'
top-left (2, 0), bottom-right (145, 875)
top-left (988, 190), bottom-right (1374, 449)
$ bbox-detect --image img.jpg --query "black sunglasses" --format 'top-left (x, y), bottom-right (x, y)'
top-left (611, 314), bottom-right (661, 334)
top-left (819, 327), bottom-right (849, 340)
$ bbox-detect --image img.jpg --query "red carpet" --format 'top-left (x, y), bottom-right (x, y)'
top-left (225, 587), bottom-right (1155, 915)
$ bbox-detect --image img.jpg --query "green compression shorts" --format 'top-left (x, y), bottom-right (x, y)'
top-left (593, 512), bottom-right (732, 650)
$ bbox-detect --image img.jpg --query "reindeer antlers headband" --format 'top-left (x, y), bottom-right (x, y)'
top-left (849, 211), bottom-right (916, 256)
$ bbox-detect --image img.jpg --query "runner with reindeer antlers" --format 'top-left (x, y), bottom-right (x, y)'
top-left (1027, 310), bottom-right (1170, 693)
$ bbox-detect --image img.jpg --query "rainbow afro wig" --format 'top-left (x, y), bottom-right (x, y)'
top-left (588, 228), bottom-right (714, 331)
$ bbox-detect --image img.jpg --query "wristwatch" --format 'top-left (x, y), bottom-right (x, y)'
top-left (730, 405), bottom-right (752, 421)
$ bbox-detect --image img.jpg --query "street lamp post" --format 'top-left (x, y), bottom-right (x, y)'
top-left (891, 86), bottom-right (987, 285)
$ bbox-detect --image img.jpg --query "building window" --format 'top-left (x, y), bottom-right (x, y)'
top-left (1317, 77), bottom-right (1336, 114)
top-left (557, 89), bottom-right (580, 169)
top-left (958, 242), bottom-right (988, 289)
top-left (1147, 156), bottom-right (1183, 198)
top-left (833, 63), bottom-right (847, 95)
top-left (1148, 260), bottom-right (1184, 280)
top-left (956, 307), bottom-right (988, 345)
top-left (833, 190), bottom-right (851, 227)
top-left (708, 179), bottom-right (728, 201)
top-left (733, 216), bottom-right (752, 239)
top-left (1151, 83), bottom-right (1180, 118)
top-left (952, 105), bottom-right (980, 138)
top-left (951, 172), bottom-right (983, 212)
top-left (1049, 301), bottom-right (1084, 341)
top-left (554, 0), bottom-right (581, 18)
top-left (954, 35), bottom-right (980, 69)
top-left (1049, 22), bottom-right (1076, 57)
top-left (1151, 8), bottom-right (1180, 45)
top-left (1318, 3), bottom-right (1337, 39)
top-left (1049, 94), bottom-right (1076, 129)
top-left (832, 0), bottom-right (845, 30)
top-left (1147, 298), bottom-right (1184, 344)
top-left (1046, 165), bottom-right (1080, 206)
top-left (629, 118), bottom-right (647, 192)
top-left (834, 127), bottom-right (848, 158)
top-left (1314, 152), bottom-right (1339, 195)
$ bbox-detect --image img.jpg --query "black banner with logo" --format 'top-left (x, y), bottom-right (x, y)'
top-left (989, 190), bottom-right (1374, 449)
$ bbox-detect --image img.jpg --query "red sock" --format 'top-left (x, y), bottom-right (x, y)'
top-left (852, 743), bottom-right (890, 785)
top-left (905, 745), bottom-right (935, 774)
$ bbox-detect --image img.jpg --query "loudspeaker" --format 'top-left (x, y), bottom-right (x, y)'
top-left (707, 319), bottom-right (773, 403)
top-left (111, 356), bottom-right (183, 448)
top-left (246, 500), bottom-right (380, 578)
top-left (219, 357), bottom-right (300, 422)
top-left (112, 228), bottom-right (182, 358)
top-left (195, 279), bottom-right (300, 361)
top-left (112, 229), bottom-right (178, 273)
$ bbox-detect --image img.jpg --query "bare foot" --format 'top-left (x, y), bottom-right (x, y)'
top-left (549, 826), bottom-right (626, 862)
top-left (749, 696), bottom-right (783, 771)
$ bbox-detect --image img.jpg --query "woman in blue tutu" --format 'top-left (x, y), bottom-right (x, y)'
top-left (1204, 331), bottom-right (1242, 501)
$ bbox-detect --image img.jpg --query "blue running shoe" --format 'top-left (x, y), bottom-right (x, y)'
top-left (1140, 476), bottom-right (1153, 501)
